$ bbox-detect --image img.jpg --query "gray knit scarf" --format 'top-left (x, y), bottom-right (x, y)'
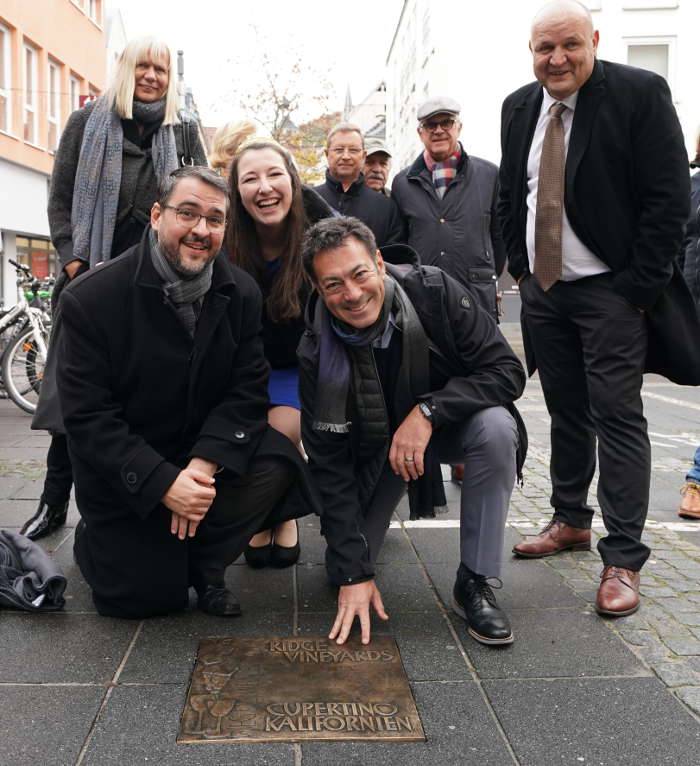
top-left (148, 228), bottom-right (212, 337)
top-left (71, 97), bottom-right (179, 267)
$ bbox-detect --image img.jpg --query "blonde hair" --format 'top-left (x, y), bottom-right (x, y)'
top-left (210, 120), bottom-right (257, 169)
top-left (105, 37), bottom-right (180, 124)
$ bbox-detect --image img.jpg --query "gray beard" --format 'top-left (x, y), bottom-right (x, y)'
top-left (158, 235), bottom-right (213, 279)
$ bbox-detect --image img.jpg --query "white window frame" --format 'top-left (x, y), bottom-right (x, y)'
top-left (624, 35), bottom-right (676, 94)
top-left (88, 0), bottom-right (99, 24)
top-left (70, 74), bottom-right (81, 113)
top-left (47, 59), bottom-right (61, 152)
top-left (23, 41), bottom-right (38, 145)
top-left (622, 1), bottom-right (678, 9)
top-left (0, 24), bottom-right (11, 134)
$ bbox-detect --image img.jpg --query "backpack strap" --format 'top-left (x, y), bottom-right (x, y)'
top-left (178, 110), bottom-right (194, 167)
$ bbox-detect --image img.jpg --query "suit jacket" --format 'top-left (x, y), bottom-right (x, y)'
top-left (498, 59), bottom-right (700, 384)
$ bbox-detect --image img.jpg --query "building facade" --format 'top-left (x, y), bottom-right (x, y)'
top-left (385, 0), bottom-right (700, 176)
top-left (0, 0), bottom-right (106, 307)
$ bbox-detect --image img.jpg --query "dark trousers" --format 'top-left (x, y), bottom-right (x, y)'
top-left (520, 273), bottom-right (650, 571)
top-left (74, 456), bottom-right (295, 619)
top-left (41, 433), bottom-right (73, 506)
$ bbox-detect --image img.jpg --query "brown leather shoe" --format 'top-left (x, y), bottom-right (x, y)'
top-left (679, 482), bottom-right (700, 519)
top-left (512, 519), bottom-right (591, 558)
top-left (595, 566), bottom-right (640, 616)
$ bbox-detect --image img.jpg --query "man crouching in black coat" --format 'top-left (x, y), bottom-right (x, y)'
top-left (299, 216), bottom-right (527, 647)
top-left (57, 166), bottom-right (316, 619)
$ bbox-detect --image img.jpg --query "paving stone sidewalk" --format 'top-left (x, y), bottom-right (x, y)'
top-left (1, 337), bottom-right (700, 763)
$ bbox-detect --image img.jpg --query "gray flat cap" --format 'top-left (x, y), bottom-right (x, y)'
top-left (417, 96), bottom-right (461, 122)
top-left (365, 138), bottom-right (392, 158)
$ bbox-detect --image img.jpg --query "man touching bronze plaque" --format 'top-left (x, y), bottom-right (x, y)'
top-left (178, 636), bottom-right (425, 743)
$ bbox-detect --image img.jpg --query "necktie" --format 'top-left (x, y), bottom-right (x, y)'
top-left (534, 102), bottom-right (567, 291)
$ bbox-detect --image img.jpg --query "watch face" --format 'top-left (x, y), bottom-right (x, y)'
top-left (419, 403), bottom-right (433, 421)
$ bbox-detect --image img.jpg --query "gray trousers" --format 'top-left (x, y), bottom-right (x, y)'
top-left (361, 406), bottom-right (518, 579)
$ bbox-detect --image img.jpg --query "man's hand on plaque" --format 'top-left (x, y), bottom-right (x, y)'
top-left (329, 580), bottom-right (389, 646)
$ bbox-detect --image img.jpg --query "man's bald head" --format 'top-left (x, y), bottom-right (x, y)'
top-left (531, 0), bottom-right (594, 41)
top-left (529, 0), bottom-right (599, 100)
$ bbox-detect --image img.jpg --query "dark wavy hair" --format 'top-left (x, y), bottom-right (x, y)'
top-left (225, 140), bottom-right (306, 321)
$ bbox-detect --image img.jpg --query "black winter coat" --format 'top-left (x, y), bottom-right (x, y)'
top-left (498, 59), bottom-right (700, 385)
top-left (315, 171), bottom-right (405, 248)
top-left (299, 254), bottom-right (526, 586)
top-left (391, 149), bottom-right (505, 319)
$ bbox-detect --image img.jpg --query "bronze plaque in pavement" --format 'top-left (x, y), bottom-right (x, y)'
top-left (177, 636), bottom-right (425, 744)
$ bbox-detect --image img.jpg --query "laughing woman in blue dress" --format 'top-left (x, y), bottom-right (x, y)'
top-left (225, 137), bottom-right (333, 567)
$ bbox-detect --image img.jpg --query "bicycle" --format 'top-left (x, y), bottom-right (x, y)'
top-left (0, 259), bottom-right (53, 414)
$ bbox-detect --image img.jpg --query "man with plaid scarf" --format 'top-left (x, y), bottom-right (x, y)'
top-left (391, 97), bottom-right (505, 324)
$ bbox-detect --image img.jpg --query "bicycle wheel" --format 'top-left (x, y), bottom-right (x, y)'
top-left (1, 327), bottom-right (47, 413)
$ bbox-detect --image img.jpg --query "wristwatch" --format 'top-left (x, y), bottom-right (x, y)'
top-left (417, 401), bottom-right (434, 425)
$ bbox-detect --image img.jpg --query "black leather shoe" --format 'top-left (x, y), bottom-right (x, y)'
top-left (244, 541), bottom-right (272, 568)
top-left (20, 500), bottom-right (68, 541)
top-left (196, 584), bottom-right (241, 617)
top-left (270, 520), bottom-right (300, 569)
top-left (453, 571), bottom-right (514, 645)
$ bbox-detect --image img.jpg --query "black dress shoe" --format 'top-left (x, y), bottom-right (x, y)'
top-left (452, 570), bottom-right (513, 645)
top-left (20, 500), bottom-right (69, 541)
top-left (244, 541), bottom-right (272, 568)
top-left (270, 520), bottom-right (300, 569)
top-left (196, 584), bottom-right (241, 617)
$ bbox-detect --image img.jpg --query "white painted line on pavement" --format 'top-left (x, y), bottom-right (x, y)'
top-left (390, 519), bottom-right (700, 532)
top-left (642, 391), bottom-right (700, 412)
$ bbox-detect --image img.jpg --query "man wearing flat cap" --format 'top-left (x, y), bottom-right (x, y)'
top-left (363, 138), bottom-right (393, 197)
top-left (391, 96), bottom-right (505, 322)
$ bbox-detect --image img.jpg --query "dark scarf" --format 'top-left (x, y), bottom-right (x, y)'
top-left (313, 275), bottom-right (447, 518)
top-left (148, 228), bottom-right (212, 337)
top-left (71, 96), bottom-right (178, 267)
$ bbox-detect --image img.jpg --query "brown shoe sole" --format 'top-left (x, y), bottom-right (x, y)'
top-left (512, 542), bottom-right (591, 558)
top-left (595, 601), bottom-right (640, 617)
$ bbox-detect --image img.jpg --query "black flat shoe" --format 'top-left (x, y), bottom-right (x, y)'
top-left (270, 520), bottom-right (300, 569)
top-left (244, 541), bottom-right (272, 568)
top-left (20, 500), bottom-right (69, 541)
top-left (196, 584), bottom-right (241, 617)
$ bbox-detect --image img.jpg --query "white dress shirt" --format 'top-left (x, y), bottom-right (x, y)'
top-left (526, 88), bottom-right (610, 281)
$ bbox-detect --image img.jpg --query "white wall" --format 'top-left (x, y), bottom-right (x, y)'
top-left (0, 158), bottom-right (50, 306)
top-left (386, 0), bottom-right (700, 174)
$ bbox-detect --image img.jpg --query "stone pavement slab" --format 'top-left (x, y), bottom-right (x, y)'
top-left (0, 685), bottom-right (105, 766)
top-left (484, 677), bottom-right (700, 765)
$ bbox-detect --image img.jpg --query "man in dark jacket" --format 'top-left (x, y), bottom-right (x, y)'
top-left (391, 97), bottom-right (505, 321)
top-left (499, 1), bottom-right (699, 617)
top-left (315, 123), bottom-right (405, 248)
top-left (298, 217), bottom-right (526, 647)
top-left (57, 166), bottom-right (311, 619)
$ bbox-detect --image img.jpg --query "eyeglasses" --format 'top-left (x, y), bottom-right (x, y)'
top-left (329, 146), bottom-right (364, 156)
top-left (162, 205), bottom-right (226, 232)
top-left (420, 118), bottom-right (457, 133)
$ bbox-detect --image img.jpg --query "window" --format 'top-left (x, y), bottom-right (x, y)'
top-left (88, 0), bottom-right (100, 24)
top-left (23, 41), bottom-right (37, 144)
top-left (16, 237), bottom-right (57, 280)
top-left (0, 24), bottom-right (10, 133)
top-left (48, 59), bottom-right (61, 152)
top-left (627, 43), bottom-right (670, 81)
top-left (70, 74), bottom-right (81, 113)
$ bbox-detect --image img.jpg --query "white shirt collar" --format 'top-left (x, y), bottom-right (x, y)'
top-left (541, 88), bottom-right (579, 114)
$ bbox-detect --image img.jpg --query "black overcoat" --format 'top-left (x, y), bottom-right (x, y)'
top-left (57, 233), bottom-right (317, 608)
top-left (498, 59), bottom-right (700, 385)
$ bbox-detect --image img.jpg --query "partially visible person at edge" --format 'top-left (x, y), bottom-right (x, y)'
top-left (499, 0), bottom-right (700, 617)
top-left (298, 216), bottom-right (527, 647)
top-left (678, 133), bottom-right (700, 520)
top-left (391, 97), bottom-right (506, 323)
top-left (22, 36), bottom-right (207, 542)
top-left (363, 138), bottom-right (393, 197)
top-left (225, 136), bottom-right (334, 568)
top-left (56, 166), bottom-right (318, 618)
top-left (209, 120), bottom-right (256, 178)
top-left (314, 122), bottom-right (405, 248)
